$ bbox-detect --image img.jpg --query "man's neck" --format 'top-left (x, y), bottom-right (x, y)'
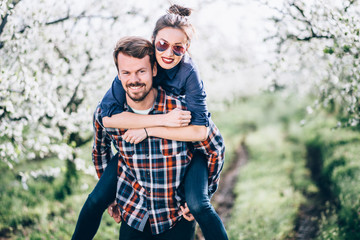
top-left (126, 88), bottom-right (157, 111)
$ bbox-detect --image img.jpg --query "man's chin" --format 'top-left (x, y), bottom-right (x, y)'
top-left (128, 93), bottom-right (147, 102)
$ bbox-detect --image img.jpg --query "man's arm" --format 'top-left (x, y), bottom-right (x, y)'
top-left (92, 107), bottom-right (114, 178)
top-left (102, 108), bottom-right (191, 128)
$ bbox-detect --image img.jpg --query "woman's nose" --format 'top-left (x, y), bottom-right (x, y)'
top-left (164, 45), bottom-right (174, 57)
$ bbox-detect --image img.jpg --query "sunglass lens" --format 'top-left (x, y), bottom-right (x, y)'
top-left (155, 40), bottom-right (169, 52)
top-left (172, 46), bottom-right (185, 56)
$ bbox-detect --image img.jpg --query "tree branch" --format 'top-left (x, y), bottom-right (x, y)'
top-left (63, 50), bottom-right (92, 114)
top-left (344, 0), bottom-right (357, 12)
top-left (45, 12), bottom-right (119, 26)
top-left (0, 0), bottom-right (22, 36)
top-left (287, 33), bottom-right (333, 42)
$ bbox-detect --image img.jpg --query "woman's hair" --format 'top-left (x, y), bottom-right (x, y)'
top-left (152, 4), bottom-right (195, 43)
top-left (113, 36), bottom-right (155, 71)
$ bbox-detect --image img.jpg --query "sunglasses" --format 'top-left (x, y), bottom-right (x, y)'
top-left (155, 40), bottom-right (186, 56)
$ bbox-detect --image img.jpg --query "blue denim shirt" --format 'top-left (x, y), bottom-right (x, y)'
top-left (100, 54), bottom-right (210, 126)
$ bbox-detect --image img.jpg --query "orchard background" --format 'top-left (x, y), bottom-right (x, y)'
top-left (1, 0), bottom-right (359, 239)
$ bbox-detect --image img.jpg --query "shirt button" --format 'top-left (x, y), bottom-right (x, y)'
top-left (145, 154), bottom-right (149, 158)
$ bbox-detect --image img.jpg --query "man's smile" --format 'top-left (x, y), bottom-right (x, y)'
top-left (127, 83), bottom-right (145, 92)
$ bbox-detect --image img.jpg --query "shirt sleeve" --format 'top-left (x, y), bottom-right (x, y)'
top-left (92, 106), bottom-right (114, 178)
top-left (100, 75), bottom-right (126, 118)
top-left (192, 120), bottom-right (225, 195)
top-left (184, 69), bottom-right (210, 126)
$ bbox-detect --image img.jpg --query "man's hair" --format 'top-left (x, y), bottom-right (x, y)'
top-left (113, 36), bottom-right (155, 71)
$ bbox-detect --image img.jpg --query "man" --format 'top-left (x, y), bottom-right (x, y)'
top-left (92, 36), bottom-right (224, 239)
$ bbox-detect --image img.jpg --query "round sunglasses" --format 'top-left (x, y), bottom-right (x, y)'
top-left (155, 40), bottom-right (186, 56)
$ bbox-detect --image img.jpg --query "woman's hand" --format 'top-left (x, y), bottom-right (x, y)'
top-left (122, 128), bottom-right (147, 144)
top-left (180, 202), bottom-right (195, 221)
top-left (107, 201), bottom-right (122, 223)
top-left (164, 108), bottom-right (191, 127)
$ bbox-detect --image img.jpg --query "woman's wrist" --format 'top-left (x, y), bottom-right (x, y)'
top-left (155, 114), bottom-right (166, 127)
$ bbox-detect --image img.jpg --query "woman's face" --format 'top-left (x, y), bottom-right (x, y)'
top-left (154, 27), bottom-right (188, 70)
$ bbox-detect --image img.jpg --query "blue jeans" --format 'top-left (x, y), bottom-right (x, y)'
top-left (184, 151), bottom-right (229, 240)
top-left (71, 153), bottom-right (118, 240)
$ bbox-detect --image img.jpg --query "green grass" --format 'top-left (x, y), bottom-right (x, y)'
top-left (212, 92), bottom-right (312, 240)
top-left (226, 123), bottom-right (307, 240)
top-left (0, 142), bottom-right (121, 239)
top-left (302, 121), bottom-right (360, 240)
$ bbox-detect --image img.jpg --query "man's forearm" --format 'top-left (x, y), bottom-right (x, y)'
top-left (103, 112), bottom-right (165, 128)
top-left (146, 125), bottom-right (208, 142)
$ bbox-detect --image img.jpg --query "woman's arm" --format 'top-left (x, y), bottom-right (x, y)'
top-left (103, 109), bottom-right (191, 128)
top-left (121, 125), bottom-right (209, 144)
top-left (147, 125), bottom-right (208, 142)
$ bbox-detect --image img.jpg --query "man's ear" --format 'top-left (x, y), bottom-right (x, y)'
top-left (152, 63), bottom-right (157, 77)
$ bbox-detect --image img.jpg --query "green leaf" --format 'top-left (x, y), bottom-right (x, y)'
top-left (323, 47), bottom-right (334, 54)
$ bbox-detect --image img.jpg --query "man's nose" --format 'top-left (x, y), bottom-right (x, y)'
top-left (129, 73), bottom-right (139, 82)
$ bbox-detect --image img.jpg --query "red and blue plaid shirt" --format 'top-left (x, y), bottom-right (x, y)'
top-left (92, 87), bottom-right (225, 234)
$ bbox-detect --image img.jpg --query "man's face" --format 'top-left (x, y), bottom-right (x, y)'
top-left (117, 53), bottom-right (157, 102)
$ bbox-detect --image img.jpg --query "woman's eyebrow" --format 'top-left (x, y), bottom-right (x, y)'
top-left (159, 38), bottom-right (183, 45)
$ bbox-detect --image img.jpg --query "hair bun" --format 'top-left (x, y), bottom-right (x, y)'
top-left (168, 4), bottom-right (192, 17)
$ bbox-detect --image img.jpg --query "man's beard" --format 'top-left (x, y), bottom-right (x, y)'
top-left (126, 82), bottom-right (152, 102)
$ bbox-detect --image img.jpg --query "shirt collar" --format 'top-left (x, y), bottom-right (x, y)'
top-left (166, 63), bottom-right (180, 79)
top-left (157, 60), bottom-right (181, 80)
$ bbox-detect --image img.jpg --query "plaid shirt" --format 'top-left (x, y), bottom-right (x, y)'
top-left (92, 87), bottom-right (225, 235)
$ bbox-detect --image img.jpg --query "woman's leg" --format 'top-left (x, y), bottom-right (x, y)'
top-left (71, 153), bottom-right (119, 240)
top-left (184, 151), bottom-right (228, 240)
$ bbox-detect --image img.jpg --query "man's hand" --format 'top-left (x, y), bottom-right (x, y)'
top-left (107, 201), bottom-right (122, 223)
top-left (180, 202), bottom-right (195, 221)
top-left (122, 128), bottom-right (147, 144)
top-left (164, 108), bottom-right (191, 127)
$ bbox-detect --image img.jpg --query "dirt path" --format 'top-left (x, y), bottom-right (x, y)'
top-left (195, 141), bottom-right (249, 239)
top-left (291, 144), bottom-right (333, 240)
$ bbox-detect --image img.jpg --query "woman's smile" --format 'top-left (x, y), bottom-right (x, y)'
top-left (161, 57), bottom-right (174, 64)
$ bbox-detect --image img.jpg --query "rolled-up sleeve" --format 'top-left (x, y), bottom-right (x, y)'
top-left (193, 120), bottom-right (225, 195)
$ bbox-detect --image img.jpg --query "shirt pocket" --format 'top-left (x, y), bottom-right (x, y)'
top-left (160, 139), bottom-right (187, 156)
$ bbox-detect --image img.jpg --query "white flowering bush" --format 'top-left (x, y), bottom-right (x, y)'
top-left (266, 0), bottom-right (360, 127)
top-left (0, 0), bottom-right (161, 180)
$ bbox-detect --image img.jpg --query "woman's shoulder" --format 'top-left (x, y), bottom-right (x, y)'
top-left (180, 54), bottom-right (197, 71)
top-left (178, 54), bottom-right (200, 78)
